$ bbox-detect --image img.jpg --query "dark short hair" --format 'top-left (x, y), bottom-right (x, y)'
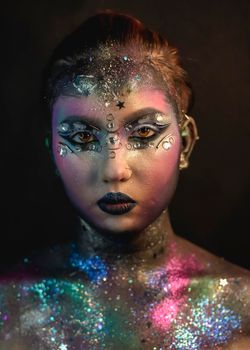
top-left (42, 10), bottom-right (192, 122)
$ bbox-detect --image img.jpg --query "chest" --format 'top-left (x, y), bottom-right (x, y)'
top-left (12, 277), bottom-right (249, 350)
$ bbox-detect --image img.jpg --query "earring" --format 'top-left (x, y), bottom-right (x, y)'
top-left (179, 152), bottom-right (189, 170)
top-left (179, 112), bottom-right (199, 171)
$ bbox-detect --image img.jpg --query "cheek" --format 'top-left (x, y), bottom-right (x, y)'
top-left (135, 136), bottom-right (181, 200)
top-left (52, 135), bottom-right (94, 189)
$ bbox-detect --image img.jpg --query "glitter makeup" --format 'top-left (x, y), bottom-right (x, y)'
top-left (57, 111), bottom-right (172, 157)
top-left (0, 244), bottom-right (249, 350)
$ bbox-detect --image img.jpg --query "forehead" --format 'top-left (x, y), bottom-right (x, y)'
top-left (51, 44), bottom-right (171, 111)
top-left (52, 88), bottom-right (174, 123)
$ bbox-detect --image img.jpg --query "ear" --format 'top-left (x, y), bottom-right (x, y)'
top-left (179, 113), bottom-right (199, 170)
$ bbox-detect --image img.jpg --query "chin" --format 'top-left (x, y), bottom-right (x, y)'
top-left (99, 216), bottom-right (142, 235)
top-left (97, 212), bottom-right (161, 237)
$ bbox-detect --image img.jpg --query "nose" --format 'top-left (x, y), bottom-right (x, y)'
top-left (102, 150), bottom-right (132, 183)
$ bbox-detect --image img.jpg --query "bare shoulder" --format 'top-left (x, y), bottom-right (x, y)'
top-left (223, 336), bottom-right (250, 349)
top-left (176, 235), bottom-right (250, 330)
top-left (176, 235), bottom-right (250, 277)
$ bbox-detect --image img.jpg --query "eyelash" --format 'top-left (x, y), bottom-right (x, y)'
top-left (67, 125), bottom-right (160, 146)
top-left (71, 131), bottom-right (96, 144)
top-left (59, 123), bottom-right (169, 151)
top-left (130, 124), bottom-right (162, 140)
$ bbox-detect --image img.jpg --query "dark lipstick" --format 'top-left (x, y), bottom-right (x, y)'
top-left (97, 192), bottom-right (137, 215)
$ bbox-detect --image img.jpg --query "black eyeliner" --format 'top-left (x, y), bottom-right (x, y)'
top-left (125, 113), bottom-right (170, 129)
top-left (60, 116), bottom-right (101, 131)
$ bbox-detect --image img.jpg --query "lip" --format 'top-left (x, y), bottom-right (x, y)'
top-left (97, 192), bottom-right (137, 215)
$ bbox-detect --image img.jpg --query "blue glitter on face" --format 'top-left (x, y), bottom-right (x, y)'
top-left (69, 252), bottom-right (108, 283)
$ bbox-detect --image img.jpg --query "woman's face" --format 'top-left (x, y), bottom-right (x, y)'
top-left (52, 86), bottom-right (181, 235)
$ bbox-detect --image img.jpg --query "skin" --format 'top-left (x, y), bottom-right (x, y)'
top-left (0, 82), bottom-right (250, 350)
top-left (52, 88), bottom-right (181, 240)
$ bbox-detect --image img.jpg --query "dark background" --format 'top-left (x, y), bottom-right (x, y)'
top-left (1, 0), bottom-right (249, 270)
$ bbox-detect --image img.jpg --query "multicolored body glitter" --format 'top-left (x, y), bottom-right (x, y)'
top-left (2, 12), bottom-right (249, 349)
top-left (0, 238), bottom-right (249, 349)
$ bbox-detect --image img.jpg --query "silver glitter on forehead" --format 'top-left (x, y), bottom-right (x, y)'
top-left (54, 42), bottom-right (166, 109)
top-left (72, 75), bottom-right (97, 95)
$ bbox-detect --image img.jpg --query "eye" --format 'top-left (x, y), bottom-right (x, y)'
top-left (71, 131), bottom-right (95, 144)
top-left (131, 126), bottom-right (157, 138)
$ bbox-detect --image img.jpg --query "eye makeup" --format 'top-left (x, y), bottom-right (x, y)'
top-left (57, 120), bottom-right (102, 153)
top-left (57, 112), bottom-right (171, 155)
top-left (124, 112), bottom-right (171, 150)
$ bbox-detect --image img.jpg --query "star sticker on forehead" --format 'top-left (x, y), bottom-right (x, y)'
top-left (116, 100), bottom-right (125, 109)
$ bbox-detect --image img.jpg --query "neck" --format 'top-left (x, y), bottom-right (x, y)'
top-left (76, 210), bottom-right (175, 265)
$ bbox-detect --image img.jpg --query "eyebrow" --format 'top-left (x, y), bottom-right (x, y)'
top-left (123, 108), bottom-right (168, 126)
top-left (61, 107), bottom-right (167, 129)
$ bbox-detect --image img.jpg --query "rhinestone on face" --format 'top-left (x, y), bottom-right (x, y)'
top-left (133, 142), bottom-right (141, 149)
top-left (106, 114), bottom-right (114, 121)
top-left (162, 141), bottom-right (171, 150)
top-left (109, 151), bottom-right (116, 159)
top-left (58, 123), bottom-right (70, 133)
top-left (89, 144), bottom-right (96, 151)
top-left (107, 135), bottom-right (119, 145)
top-left (107, 122), bottom-right (115, 129)
top-left (58, 145), bottom-right (68, 157)
top-left (126, 143), bottom-right (133, 150)
top-left (74, 145), bottom-right (82, 153)
top-left (125, 125), bottom-right (133, 133)
top-left (156, 114), bottom-right (164, 122)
